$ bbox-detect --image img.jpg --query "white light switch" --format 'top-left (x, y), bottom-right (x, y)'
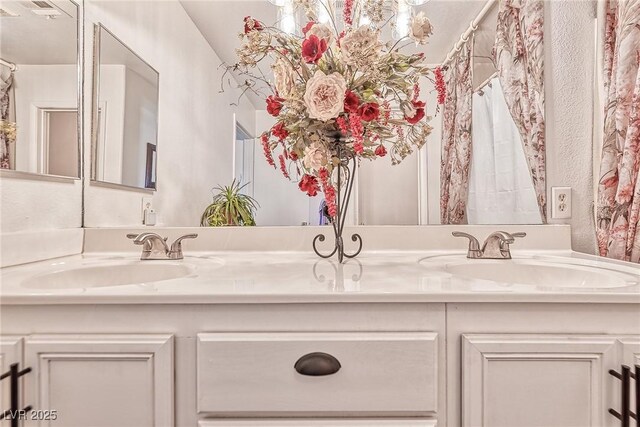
top-left (551, 187), bottom-right (572, 219)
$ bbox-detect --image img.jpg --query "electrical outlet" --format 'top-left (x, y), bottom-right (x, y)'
top-left (551, 187), bottom-right (572, 219)
top-left (142, 197), bottom-right (153, 223)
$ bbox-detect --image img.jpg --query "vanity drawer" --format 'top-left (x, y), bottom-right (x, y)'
top-left (199, 420), bottom-right (437, 426)
top-left (197, 332), bottom-right (438, 416)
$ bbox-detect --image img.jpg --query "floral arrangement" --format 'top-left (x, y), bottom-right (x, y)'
top-left (232, 0), bottom-right (445, 220)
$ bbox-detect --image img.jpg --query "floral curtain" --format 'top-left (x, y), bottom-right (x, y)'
top-left (0, 70), bottom-right (15, 170)
top-left (494, 0), bottom-right (547, 222)
top-left (596, 0), bottom-right (640, 262)
top-left (440, 38), bottom-right (473, 224)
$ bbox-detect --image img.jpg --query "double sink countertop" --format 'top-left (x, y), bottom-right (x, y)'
top-left (2, 249), bottom-right (639, 305)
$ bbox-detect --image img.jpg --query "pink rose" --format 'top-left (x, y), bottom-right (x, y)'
top-left (303, 71), bottom-right (347, 121)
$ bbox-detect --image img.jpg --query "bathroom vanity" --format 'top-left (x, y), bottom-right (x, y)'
top-left (1, 226), bottom-right (638, 427)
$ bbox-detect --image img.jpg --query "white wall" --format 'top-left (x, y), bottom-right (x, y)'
top-left (95, 65), bottom-right (126, 183)
top-left (0, 61), bottom-right (82, 236)
top-left (545, 0), bottom-right (598, 254)
top-left (83, 0), bottom-right (256, 227)
top-left (252, 111), bottom-right (316, 226)
top-left (13, 64), bottom-right (78, 173)
top-left (121, 68), bottom-right (157, 188)
top-left (358, 154), bottom-right (420, 225)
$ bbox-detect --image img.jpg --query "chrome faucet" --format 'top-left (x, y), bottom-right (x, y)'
top-left (453, 231), bottom-right (526, 259)
top-left (127, 233), bottom-right (198, 260)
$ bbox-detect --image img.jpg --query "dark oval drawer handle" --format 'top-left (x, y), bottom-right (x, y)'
top-left (294, 352), bottom-right (341, 376)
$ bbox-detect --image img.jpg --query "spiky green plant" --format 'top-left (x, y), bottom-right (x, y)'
top-left (200, 180), bottom-right (258, 227)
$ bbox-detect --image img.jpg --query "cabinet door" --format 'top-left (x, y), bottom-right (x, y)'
top-left (24, 334), bottom-right (174, 427)
top-left (616, 337), bottom-right (640, 424)
top-left (618, 337), bottom-right (640, 367)
top-left (462, 334), bottom-right (617, 427)
top-left (0, 336), bottom-right (23, 419)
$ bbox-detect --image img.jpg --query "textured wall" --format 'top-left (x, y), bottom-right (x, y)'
top-left (545, 0), bottom-right (598, 253)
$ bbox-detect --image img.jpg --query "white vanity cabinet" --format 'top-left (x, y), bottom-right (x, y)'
top-left (0, 336), bottom-right (23, 414)
top-left (0, 333), bottom-right (174, 427)
top-left (1, 301), bottom-right (639, 427)
top-left (447, 303), bottom-right (640, 427)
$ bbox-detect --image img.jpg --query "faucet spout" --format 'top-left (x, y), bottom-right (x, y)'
top-left (129, 233), bottom-right (169, 260)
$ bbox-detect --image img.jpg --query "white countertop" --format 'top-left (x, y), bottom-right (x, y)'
top-left (1, 250), bottom-right (639, 305)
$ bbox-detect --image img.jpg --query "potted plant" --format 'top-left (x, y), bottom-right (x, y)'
top-left (200, 180), bottom-right (258, 227)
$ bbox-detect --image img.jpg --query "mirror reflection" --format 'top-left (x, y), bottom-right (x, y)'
top-left (92, 23), bottom-right (159, 190)
top-left (0, 0), bottom-right (79, 178)
top-left (202, 0), bottom-right (545, 226)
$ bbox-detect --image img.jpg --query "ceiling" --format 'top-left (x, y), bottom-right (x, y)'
top-left (0, 0), bottom-right (78, 66)
top-left (181, 0), bottom-right (496, 106)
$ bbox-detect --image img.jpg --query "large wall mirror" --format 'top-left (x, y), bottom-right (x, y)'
top-left (78, 1), bottom-right (599, 232)
top-left (91, 23), bottom-right (159, 190)
top-left (0, 0), bottom-right (80, 179)
top-left (186, 0), bottom-right (546, 227)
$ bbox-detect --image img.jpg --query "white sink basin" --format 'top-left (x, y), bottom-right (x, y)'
top-left (22, 263), bottom-right (193, 290)
top-left (421, 256), bottom-right (640, 289)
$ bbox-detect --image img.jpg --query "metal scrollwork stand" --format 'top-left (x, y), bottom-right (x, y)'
top-left (312, 136), bottom-right (363, 263)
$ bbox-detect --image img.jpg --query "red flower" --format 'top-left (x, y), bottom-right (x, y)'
top-left (260, 133), bottom-right (275, 167)
top-left (271, 122), bottom-right (288, 141)
top-left (358, 102), bottom-right (380, 122)
top-left (299, 174), bottom-right (320, 197)
top-left (344, 90), bottom-right (360, 113)
top-left (353, 141), bottom-right (364, 154)
top-left (301, 35), bottom-right (328, 64)
top-left (336, 116), bottom-right (349, 134)
top-left (405, 100), bottom-right (426, 124)
top-left (278, 154), bottom-right (290, 179)
top-left (343, 0), bottom-right (353, 26)
top-left (434, 67), bottom-right (446, 105)
top-left (244, 16), bottom-right (263, 34)
top-left (266, 95), bottom-right (284, 117)
top-left (375, 145), bottom-right (387, 157)
top-left (302, 21), bottom-right (315, 35)
top-left (319, 168), bottom-right (337, 218)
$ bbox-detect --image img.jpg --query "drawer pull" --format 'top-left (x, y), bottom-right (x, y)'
top-left (294, 352), bottom-right (341, 376)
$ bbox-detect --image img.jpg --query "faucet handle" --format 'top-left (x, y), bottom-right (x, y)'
top-left (452, 231), bottom-right (482, 257)
top-left (126, 233), bottom-right (139, 239)
top-left (169, 234), bottom-right (198, 260)
top-left (510, 232), bottom-right (527, 239)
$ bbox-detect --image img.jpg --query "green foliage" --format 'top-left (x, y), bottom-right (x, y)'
top-left (200, 180), bottom-right (258, 227)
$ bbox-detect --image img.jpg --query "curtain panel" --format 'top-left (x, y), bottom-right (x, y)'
top-left (440, 38), bottom-right (473, 225)
top-left (494, 0), bottom-right (547, 223)
top-left (0, 70), bottom-right (15, 170)
top-left (596, 0), bottom-right (640, 262)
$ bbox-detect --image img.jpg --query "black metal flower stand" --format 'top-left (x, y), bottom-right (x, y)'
top-left (312, 135), bottom-right (363, 263)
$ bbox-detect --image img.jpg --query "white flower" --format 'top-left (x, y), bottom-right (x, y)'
top-left (305, 23), bottom-right (333, 44)
top-left (272, 58), bottom-right (295, 97)
top-left (303, 141), bottom-right (330, 171)
top-left (409, 12), bottom-right (433, 45)
top-left (340, 26), bottom-right (382, 68)
top-left (303, 71), bottom-right (347, 121)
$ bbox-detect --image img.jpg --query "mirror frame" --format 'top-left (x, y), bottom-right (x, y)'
top-left (90, 22), bottom-right (160, 192)
top-left (0, 0), bottom-right (82, 182)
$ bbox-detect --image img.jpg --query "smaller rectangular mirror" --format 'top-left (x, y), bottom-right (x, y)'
top-left (92, 23), bottom-right (159, 190)
top-left (0, 0), bottom-right (80, 179)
